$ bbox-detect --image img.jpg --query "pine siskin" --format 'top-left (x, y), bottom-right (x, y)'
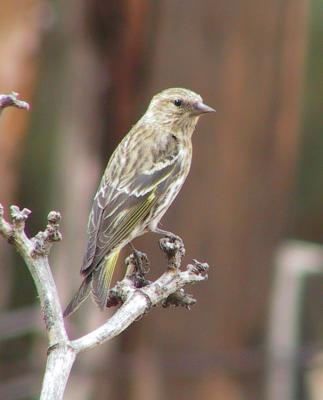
top-left (64, 88), bottom-right (215, 317)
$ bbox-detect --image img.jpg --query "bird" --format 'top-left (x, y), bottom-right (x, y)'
top-left (63, 87), bottom-right (215, 317)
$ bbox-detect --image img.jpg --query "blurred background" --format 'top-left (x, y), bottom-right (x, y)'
top-left (0, 0), bottom-right (322, 399)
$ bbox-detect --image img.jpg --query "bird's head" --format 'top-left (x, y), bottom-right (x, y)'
top-left (144, 88), bottom-right (215, 132)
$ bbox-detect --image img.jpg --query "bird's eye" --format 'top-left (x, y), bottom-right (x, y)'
top-left (174, 99), bottom-right (182, 107)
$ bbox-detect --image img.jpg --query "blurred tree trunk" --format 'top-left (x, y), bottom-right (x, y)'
top-left (39, 1), bottom-right (110, 399)
top-left (0, 0), bottom-right (42, 308)
top-left (116, 1), bottom-right (308, 399)
top-left (45, 1), bottom-right (155, 399)
top-left (0, 3), bottom-right (43, 393)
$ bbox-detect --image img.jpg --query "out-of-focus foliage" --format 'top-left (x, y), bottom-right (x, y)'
top-left (295, 0), bottom-right (323, 242)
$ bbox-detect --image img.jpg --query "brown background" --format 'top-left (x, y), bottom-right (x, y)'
top-left (0, 1), bottom-right (322, 399)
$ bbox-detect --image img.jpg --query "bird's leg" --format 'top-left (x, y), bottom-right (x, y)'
top-left (152, 226), bottom-right (183, 245)
top-left (128, 242), bottom-right (149, 274)
top-left (152, 227), bottom-right (185, 269)
top-left (124, 242), bottom-right (150, 290)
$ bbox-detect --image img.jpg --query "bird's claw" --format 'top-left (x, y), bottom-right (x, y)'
top-left (159, 235), bottom-right (185, 258)
top-left (132, 249), bottom-right (150, 274)
top-left (124, 251), bottom-right (151, 289)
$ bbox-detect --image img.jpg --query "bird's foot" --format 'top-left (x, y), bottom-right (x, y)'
top-left (106, 250), bottom-right (151, 308)
top-left (159, 235), bottom-right (185, 270)
top-left (153, 227), bottom-right (183, 245)
top-left (125, 250), bottom-right (151, 289)
top-left (132, 249), bottom-right (150, 274)
top-left (166, 233), bottom-right (184, 246)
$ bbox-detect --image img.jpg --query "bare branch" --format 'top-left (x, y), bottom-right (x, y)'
top-left (0, 205), bottom-right (66, 344)
top-left (0, 92), bottom-right (30, 113)
top-left (41, 346), bottom-right (76, 400)
top-left (0, 202), bottom-right (209, 399)
top-left (0, 205), bottom-right (72, 400)
top-left (71, 239), bottom-right (208, 353)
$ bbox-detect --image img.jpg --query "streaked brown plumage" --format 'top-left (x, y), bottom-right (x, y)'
top-left (64, 88), bottom-right (215, 317)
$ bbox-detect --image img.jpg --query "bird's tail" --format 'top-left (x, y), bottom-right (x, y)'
top-left (63, 249), bottom-right (120, 318)
top-left (63, 275), bottom-right (92, 318)
top-left (91, 249), bottom-right (120, 310)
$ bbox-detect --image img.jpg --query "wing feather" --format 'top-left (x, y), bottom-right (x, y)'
top-left (81, 130), bottom-right (180, 277)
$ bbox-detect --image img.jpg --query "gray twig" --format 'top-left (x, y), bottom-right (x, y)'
top-left (0, 92), bottom-right (30, 113)
top-left (0, 203), bottom-right (209, 398)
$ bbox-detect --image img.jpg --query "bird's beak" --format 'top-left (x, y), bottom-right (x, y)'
top-left (193, 101), bottom-right (216, 114)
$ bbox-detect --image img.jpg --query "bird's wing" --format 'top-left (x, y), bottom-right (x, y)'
top-left (81, 131), bottom-right (180, 277)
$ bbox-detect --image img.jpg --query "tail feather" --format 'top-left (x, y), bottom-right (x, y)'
top-left (63, 275), bottom-right (92, 318)
top-left (91, 249), bottom-right (120, 310)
